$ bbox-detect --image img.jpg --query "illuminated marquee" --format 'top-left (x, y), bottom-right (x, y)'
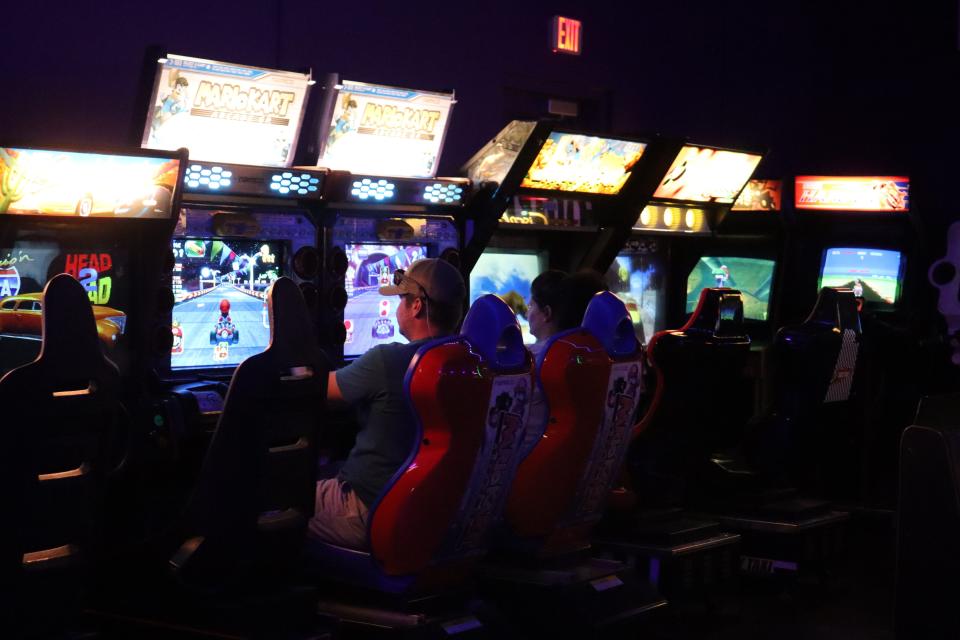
top-left (0, 147), bottom-right (180, 219)
top-left (552, 16), bottom-right (582, 55)
top-left (654, 146), bottom-right (762, 204)
top-left (795, 176), bottom-right (909, 212)
top-left (521, 132), bottom-right (646, 195)
top-left (142, 54), bottom-right (312, 167)
top-left (318, 81), bottom-right (455, 179)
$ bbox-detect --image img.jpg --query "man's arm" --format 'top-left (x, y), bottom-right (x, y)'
top-left (327, 370), bottom-right (347, 406)
top-left (326, 346), bottom-right (382, 408)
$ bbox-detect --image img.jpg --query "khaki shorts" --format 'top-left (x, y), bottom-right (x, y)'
top-left (308, 477), bottom-right (370, 550)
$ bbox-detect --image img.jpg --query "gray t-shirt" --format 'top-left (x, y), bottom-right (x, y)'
top-left (336, 339), bottom-right (430, 508)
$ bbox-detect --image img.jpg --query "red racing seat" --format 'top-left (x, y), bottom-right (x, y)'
top-left (308, 294), bottom-right (535, 594)
top-left (503, 292), bottom-right (641, 556)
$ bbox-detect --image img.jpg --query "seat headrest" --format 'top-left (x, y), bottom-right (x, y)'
top-left (460, 294), bottom-right (525, 370)
top-left (582, 291), bottom-right (639, 358)
top-left (686, 288), bottom-right (745, 336)
top-left (40, 273), bottom-right (102, 364)
top-left (806, 287), bottom-right (862, 334)
top-left (266, 277), bottom-right (314, 355)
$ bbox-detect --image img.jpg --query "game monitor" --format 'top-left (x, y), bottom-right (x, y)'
top-left (170, 238), bottom-right (283, 371)
top-left (469, 250), bottom-right (543, 345)
top-left (686, 256), bottom-right (776, 322)
top-left (0, 240), bottom-right (129, 377)
top-left (819, 247), bottom-right (904, 307)
top-left (342, 243), bottom-right (428, 358)
top-left (605, 252), bottom-right (666, 344)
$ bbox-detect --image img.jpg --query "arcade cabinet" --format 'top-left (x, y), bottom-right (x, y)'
top-left (787, 175), bottom-right (920, 508)
top-left (0, 144), bottom-right (185, 392)
top-left (312, 78), bottom-right (473, 361)
top-left (139, 53), bottom-right (327, 427)
top-left (461, 120), bottom-right (669, 343)
top-left (0, 144), bottom-right (186, 630)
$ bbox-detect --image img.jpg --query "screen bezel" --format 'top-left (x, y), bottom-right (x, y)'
top-left (817, 246), bottom-right (906, 308)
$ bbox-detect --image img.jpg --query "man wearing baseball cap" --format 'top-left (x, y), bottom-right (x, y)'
top-left (309, 258), bottom-right (467, 550)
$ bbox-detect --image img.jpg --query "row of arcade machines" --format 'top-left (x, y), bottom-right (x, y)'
top-left (1, 50), bottom-right (926, 629)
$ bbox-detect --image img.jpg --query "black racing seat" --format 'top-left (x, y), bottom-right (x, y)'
top-left (0, 274), bottom-right (123, 632)
top-left (896, 393), bottom-right (960, 637)
top-left (629, 288), bottom-right (753, 508)
top-left (752, 287), bottom-right (863, 496)
top-left (170, 276), bottom-right (329, 590)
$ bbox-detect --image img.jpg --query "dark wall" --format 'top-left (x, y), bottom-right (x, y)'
top-left (1, 1), bottom-right (957, 226)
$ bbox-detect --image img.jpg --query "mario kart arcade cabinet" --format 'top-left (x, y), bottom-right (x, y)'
top-left (313, 78), bottom-right (471, 361)
top-left (140, 54), bottom-right (327, 426)
top-left (461, 120), bottom-right (670, 345)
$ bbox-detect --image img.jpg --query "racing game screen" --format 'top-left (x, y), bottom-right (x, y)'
top-left (819, 247), bottom-right (904, 306)
top-left (686, 256), bottom-right (776, 321)
top-left (605, 251), bottom-right (665, 344)
top-left (470, 250), bottom-right (543, 345)
top-left (171, 238), bottom-right (283, 370)
top-left (343, 243), bottom-right (428, 358)
top-left (1, 241), bottom-right (128, 376)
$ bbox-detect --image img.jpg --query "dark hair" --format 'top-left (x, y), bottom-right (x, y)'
top-left (556, 269), bottom-right (607, 330)
top-left (530, 269), bottom-right (567, 316)
top-left (174, 76), bottom-right (189, 87)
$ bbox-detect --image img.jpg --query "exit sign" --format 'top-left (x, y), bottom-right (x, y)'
top-left (552, 16), bottom-right (582, 55)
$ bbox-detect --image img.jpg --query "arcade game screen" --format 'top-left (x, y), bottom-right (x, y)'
top-left (818, 247), bottom-right (904, 306)
top-left (605, 253), bottom-right (665, 344)
top-left (342, 243), bottom-right (427, 358)
top-left (469, 251), bottom-right (543, 345)
top-left (686, 256), bottom-right (775, 321)
top-left (0, 240), bottom-right (128, 376)
top-left (171, 238), bottom-right (282, 370)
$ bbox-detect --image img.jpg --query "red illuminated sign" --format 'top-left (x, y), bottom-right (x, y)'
top-left (552, 16), bottom-right (582, 55)
top-left (795, 176), bottom-right (910, 212)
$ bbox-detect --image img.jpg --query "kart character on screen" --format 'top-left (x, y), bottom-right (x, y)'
top-left (210, 298), bottom-right (239, 345)
top-left (714, 265), bottom-right (730, 288)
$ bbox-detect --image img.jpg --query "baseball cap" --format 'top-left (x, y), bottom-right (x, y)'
top-left (379, 258), bottom-right (466, 305)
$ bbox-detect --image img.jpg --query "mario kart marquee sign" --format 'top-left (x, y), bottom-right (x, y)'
top-left (317, 81), bottom-right (455, 179)
top-left (142, 54), bottom-right (312, 168)
top-left (0, 148), bottom-right (180, 219)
